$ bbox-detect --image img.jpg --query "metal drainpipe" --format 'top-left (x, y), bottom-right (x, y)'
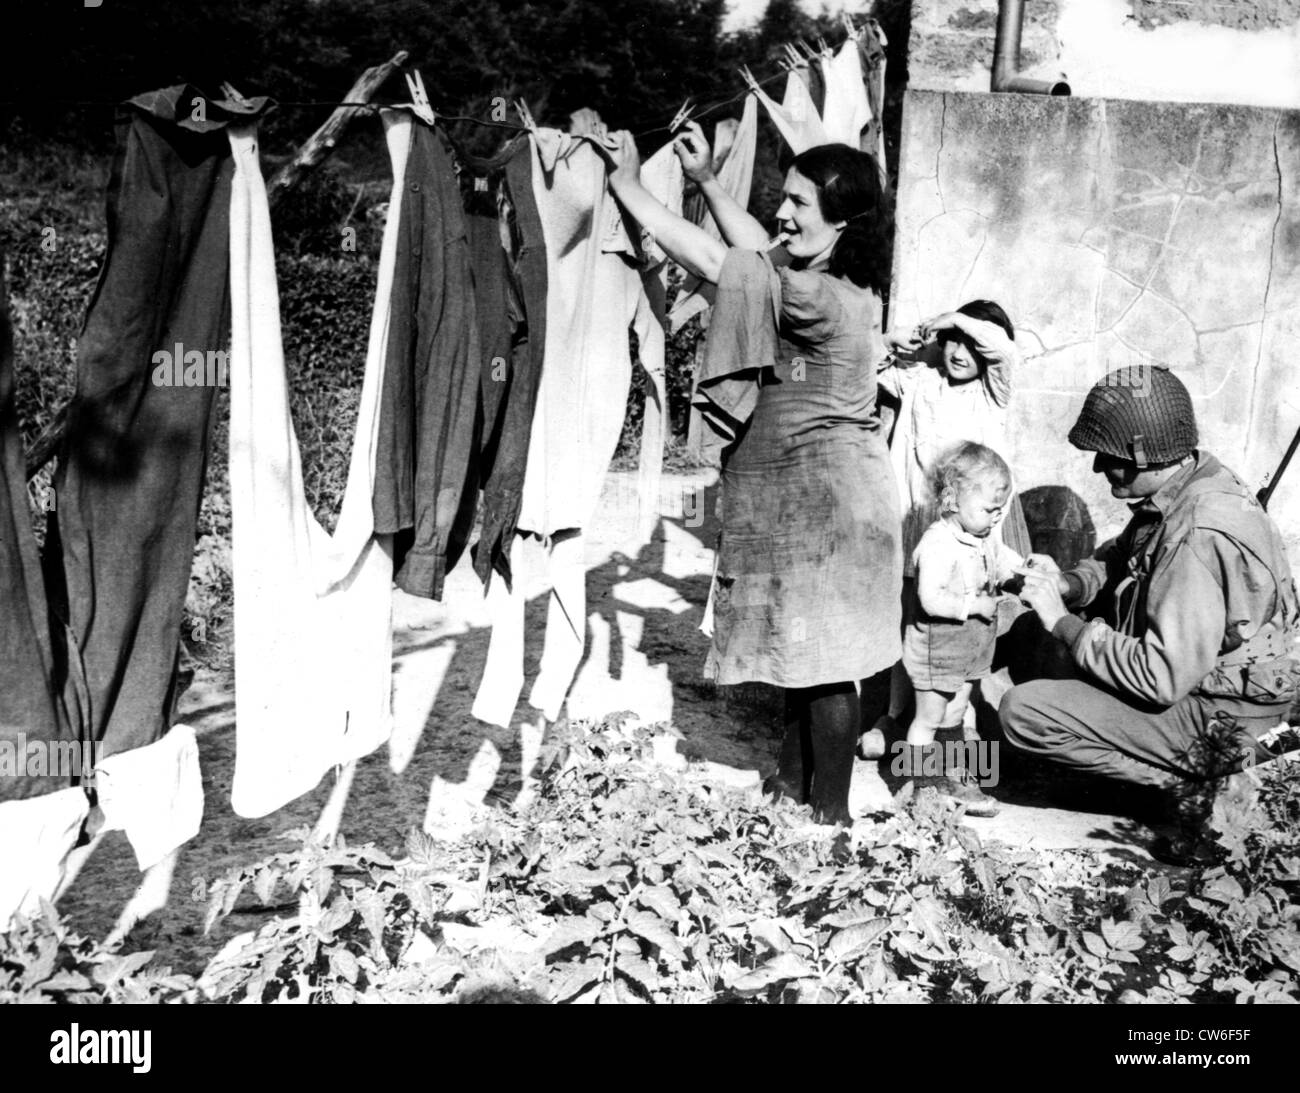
top-left (992, 0), bottom-right (1070, 95)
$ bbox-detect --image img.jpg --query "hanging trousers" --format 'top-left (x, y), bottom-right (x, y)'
top-left (48, 101), bottom-right (235, 759)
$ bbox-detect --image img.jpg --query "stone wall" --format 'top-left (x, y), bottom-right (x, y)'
top-left (906, 0), bottom-right (1300, 109)
top-left (890, 90), bottom-right (1300, 554)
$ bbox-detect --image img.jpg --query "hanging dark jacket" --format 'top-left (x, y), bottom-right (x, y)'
top-left (373, 119), bottom-right (482, 600)
top-left (457, 137), bottom-right (548, 592)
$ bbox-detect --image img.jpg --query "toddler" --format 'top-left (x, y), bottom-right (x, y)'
top-left (892, 442), bottom-right (1040, 815)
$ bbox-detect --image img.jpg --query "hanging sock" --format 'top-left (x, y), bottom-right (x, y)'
top-left (94, 724), bottom-right (202, 871)
top-left (527, 531), bottom-right (588, 721)
top-left (0, 788), bottom-right (90, 929)
top-left (225, 120), bottom-right (397, 818)
top-left (471, 535), bottom-right (529, 728)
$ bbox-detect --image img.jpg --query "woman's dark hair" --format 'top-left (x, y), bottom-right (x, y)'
top-left (788, 143), bottom-right (890, 295)
top-left (955, 299), bottom-right (1015, 341)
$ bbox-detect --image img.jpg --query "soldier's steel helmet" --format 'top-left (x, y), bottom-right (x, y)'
top-left (1068, 365), bottom-right (1197, 468)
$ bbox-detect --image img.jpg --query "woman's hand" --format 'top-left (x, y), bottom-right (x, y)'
top-left (672, 121), bottom-right (715, 184)
top-left (884, 327), bottom-right (925, 353)
top-left (598, 130), bottom-right (643, 193)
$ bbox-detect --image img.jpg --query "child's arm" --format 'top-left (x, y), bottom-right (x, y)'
top-left (993, 542), bottom-right (1027, 588)
top-left (924, 312), bottom-right (1018, 408)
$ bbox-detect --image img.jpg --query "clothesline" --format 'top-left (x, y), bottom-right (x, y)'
top-left (29, 65), bottom-right (796, 141)
top-left (239, 64), bottom-right (792, 139)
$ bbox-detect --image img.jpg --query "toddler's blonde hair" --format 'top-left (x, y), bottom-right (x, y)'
top-left (933, 442), bottom-right (1012, 513)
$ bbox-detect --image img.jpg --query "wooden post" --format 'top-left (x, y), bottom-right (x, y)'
top-left (266, 49), bottom-right (408, 210)
top-left (23, 51), bottom-right (408, 481)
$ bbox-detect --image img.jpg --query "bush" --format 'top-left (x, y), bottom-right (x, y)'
top-left (9, 717), bottom-right (1295, 1004)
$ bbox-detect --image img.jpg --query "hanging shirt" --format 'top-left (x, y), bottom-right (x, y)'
top-left (458, 138), bottom-right (549, 592)
top-left (516, 130), bottom-right (648, 538)
top-left (226, 120), bottom-right (397, 819)
top-left (372, 118), bottom-right (482, 601)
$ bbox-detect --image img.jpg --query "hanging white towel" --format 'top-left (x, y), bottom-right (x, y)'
top-left (0, 787), bottom-right (89, 928)
top-left (226, 119), bottom-right (400, 818)
top-left (94, 724), bottom-right (203, 871)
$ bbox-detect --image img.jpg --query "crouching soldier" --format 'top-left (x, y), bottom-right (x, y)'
top-left (1001, 364), bottom-right (1300, 864)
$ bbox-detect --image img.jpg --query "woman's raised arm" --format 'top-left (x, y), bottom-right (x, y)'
top-left (602, 130), bottom-right (728, 284)
top-left (674, 122), bottom-right (770, 250)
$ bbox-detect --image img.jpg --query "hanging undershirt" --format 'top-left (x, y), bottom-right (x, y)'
top-left (820, 35), bottom-right (874, 148)
top-left (226, 120), bottom-right (398, 819)
top-left (516, 130), bottom-right (646, 539)
top-left (668, 94), bottom-right (759, 335)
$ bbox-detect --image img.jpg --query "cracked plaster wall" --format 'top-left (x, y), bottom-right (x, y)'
top-left (891, 91), bottom-right (1300, 552)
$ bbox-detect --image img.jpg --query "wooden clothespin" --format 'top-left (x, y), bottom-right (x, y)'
top-left (403, 70), bottom-right (436, 126)
top-left (782, 43), bottom-right (807, 71)
top-left (738, 65), bottom-right (762, 95)
top-left (867, 17), bottom-right (889, 50)
top-left (668, 98), bottom-right (696, 134)
top-left (797, 40), bottom-right (820, 62)
top-left (514, 98), bottom-right (538, 134)
top-left (219, 81), bottom-right (249, 106)
top-left (840, 12), bottom-right (859, 41)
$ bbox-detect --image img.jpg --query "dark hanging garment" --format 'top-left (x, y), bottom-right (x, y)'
top-left (373, 120), bottom-right (482, 600)
top-left (459, 140), bottom-right (548, 592)
top-left (0, 252), bottom-right (85, 801)
top-left (47, 86), bottom-right (269, 760)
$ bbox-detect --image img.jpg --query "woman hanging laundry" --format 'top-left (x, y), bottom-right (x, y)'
top-left (600, 123), bottom-right (902, 826)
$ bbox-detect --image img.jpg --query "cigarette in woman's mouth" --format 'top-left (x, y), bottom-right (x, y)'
top-left (765, 232), bottom-right (790, 251)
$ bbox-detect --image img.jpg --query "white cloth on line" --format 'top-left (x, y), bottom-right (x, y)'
top-left (750, 72), bottom-right (830, 157)
top-left (632, 139), bottom-right (684, 545)
top-left (820, 36), bottom-right (874, 148)
top-left (0, 787), bottom-right (89, 929)
top-left (516, 129), bottom-right (645, 539)
top-left (94, 724), bottom-right (203, 871)
top-left (225, 120), bottom-right (398, 818)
